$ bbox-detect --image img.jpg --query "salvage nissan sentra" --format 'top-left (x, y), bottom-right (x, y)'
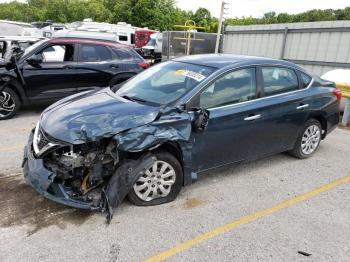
top-left (23, 54), bottom-right (340, 221)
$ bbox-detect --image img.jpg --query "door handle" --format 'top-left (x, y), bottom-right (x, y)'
top-left (63, 65), bottom-right (74, 69)
top-left (244, 114), bottom-right (261, 121)
top-left (110, 64), bottom-right (119, 69)
top-left (296, 104), bottom-right (309, 110)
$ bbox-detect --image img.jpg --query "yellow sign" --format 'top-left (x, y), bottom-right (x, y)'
top-left (173, 20), bottom-right (205, 55)
top-left (336, 83), bottom-right (350, 99)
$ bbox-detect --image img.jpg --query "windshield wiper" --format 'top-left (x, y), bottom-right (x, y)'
top-left (120, 95), bottom-right (147, 103)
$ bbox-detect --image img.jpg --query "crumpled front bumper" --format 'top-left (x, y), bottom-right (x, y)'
top-left (22, 130), bottom-right (97, 210)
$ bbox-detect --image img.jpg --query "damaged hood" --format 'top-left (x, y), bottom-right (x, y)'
top-left (40, 88), bottom-right (160, 144)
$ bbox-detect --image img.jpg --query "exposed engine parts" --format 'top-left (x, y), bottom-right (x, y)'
top-left (43, 139), bottom-right (120, 211)
top-left (41, 136), bottom-right (158, 222)
top-left (59, 151), bottom-right (84, 169)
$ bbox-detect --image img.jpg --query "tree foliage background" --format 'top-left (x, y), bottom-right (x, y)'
top-left (0, 0), bottom-right (218, 31)
top-left (0, 0), bottom-right (349, 32)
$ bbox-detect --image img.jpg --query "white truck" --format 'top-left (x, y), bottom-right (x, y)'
top-left (141, 33), bottom-right (162, 64)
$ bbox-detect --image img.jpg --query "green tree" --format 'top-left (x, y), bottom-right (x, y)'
top-left (190, 8), bottom-right (218, 33)
top-left (0, 1), bottom-right (349, 31)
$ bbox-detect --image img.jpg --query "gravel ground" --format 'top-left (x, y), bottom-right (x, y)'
top-left (0, 107), bottom-right (349, 262)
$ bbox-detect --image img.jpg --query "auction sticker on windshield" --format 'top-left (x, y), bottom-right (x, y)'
top-left (176, 70), bottom-right (206, 82)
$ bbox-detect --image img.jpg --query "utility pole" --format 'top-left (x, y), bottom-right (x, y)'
top-left (215, 1), bottom-right (229, 54)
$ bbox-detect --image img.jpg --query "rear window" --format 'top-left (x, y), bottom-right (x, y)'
top-left (118, 35), bottom-right (128, 41)
top-left (112, 48), bottom-right (140, 60)
top-left (0, 41), bottom-right (5, 58)
top-left (300, 72), bottom-right (312, 88)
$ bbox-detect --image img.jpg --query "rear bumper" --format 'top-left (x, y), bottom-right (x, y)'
top-left (325, 107), bottom-right (340, 137)
top-left (22, 130), bottom-right (97, 210)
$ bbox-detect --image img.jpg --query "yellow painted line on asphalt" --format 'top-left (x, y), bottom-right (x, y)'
top-left (145, 175), bottom-right (350, 262)
top-left (0, 145), bottom-right (23, 152)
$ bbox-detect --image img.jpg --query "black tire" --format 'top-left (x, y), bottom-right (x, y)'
top-left (0, 87), bottom-right (21, 120)
top-left (289, 119), bottom-right (322, 159)
top-left (128, 150), bottom-right (183, 206)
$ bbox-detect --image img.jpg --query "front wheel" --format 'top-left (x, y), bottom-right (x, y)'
top-left (0, 87), bottom-right (21, 120)
top-left (128, 150), bottom-right (183, 206)
top-left (289, 119), bottom-right (322, 159)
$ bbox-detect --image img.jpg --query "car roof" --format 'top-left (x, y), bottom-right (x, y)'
top-left (48, 37), bottom-right (131, 49)
top-left (0, 36), bottom-right (44, 41)
top-left (174, 54), bottom-right (305, 72)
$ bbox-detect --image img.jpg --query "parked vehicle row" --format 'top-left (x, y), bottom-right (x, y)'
top-left (0, 37), bottom-right (149, 120)
top-left (22, 54), bottom-right (340, 221)
top-left (2, 19), bottom-right (157, 50)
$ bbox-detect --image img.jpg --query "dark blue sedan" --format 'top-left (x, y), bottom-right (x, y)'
top-left (23, 54), bottom-right (340, 219)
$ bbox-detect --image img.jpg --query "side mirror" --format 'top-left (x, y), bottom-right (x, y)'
top-left (26, 54), bottom-right (43, 66)
top-left (192, 108), bottom-right (209, 133)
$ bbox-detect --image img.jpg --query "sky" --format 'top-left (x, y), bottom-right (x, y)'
top-left (0, 0), bottom-right (349, 19)
top-left (176, 0), bottom-right (350, 18)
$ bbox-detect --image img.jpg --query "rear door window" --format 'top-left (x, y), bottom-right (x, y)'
top-left (262, 67), bottom-right (299, 97)
top-left (79, 44), bottom-right (113, 62)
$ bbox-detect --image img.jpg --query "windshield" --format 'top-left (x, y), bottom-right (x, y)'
top-left (116, 61), bottom-right (215, 105)
top-left (145, 38), bottom-right (156, 47)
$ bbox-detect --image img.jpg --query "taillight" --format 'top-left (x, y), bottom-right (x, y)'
top-left (138, 62), bottom-right (150, 69)
top-left (333, 88), bottom-right (342, 101)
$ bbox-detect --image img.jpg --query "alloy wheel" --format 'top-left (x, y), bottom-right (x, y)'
top-left (133, 160), bottom-right (176, 201)
top-left (301, 124), bottom-right (321, 155)
top-left (0, 91), bottom-right (15, 118)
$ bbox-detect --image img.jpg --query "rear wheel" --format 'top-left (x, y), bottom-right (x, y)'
top-left (289, 119), bottom-right (322, 159)
top-left (0, 87), bottom-right (20, 120)
top-left (128, 150), bottom-right (183, 206)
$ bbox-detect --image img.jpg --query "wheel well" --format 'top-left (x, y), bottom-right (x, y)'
top-left (155, 142), bottom-right (183, 167)
top-left (155, 142), bottom-right (186, 185)
top-left (1, 84), bottom-right (22, 103)
top-left (311, 115), bottom-right (327, 139)
top-left (124, 142), bottom-right (184, 168)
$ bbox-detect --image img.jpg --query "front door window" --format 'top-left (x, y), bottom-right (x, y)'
top-left (200, 68), bottom-right (257, 109)
top-left (38, 44), bottom-right (75, 63)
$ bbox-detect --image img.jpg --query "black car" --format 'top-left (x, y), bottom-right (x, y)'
top-left (0, 37), bottom-right (149, 120)
top-left (23, 55), bottom-right (340, 221)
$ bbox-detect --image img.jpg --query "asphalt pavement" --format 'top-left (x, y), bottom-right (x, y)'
top-left (0, 107), bottom-right (349, 262)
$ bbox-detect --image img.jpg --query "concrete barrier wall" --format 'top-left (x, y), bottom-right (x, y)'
top-left (223, 21), bottom-right (350, 75)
